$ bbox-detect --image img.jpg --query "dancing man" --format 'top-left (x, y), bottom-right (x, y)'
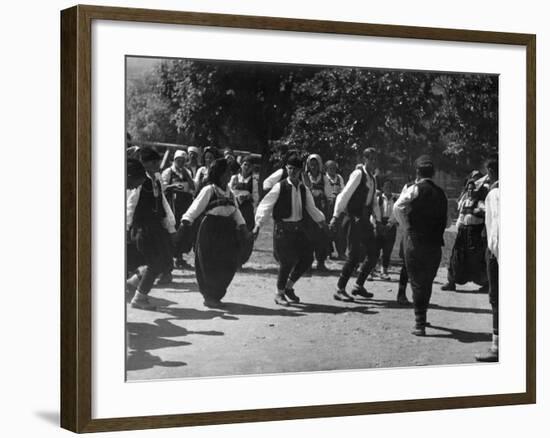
top-left (329, 147), bottom-right (379, 302)
top-left (253, 153), bottom-right (326, 306)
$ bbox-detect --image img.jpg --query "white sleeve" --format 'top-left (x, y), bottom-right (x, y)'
top-left (332, 169), bottom-right (362, 218)
top-left (126, 186), bottom-right (141, 230)
top-left (228, 174), bottom-right (239, 194)
top-left (305, 187), bottom-right (326, 223)
top-left (262, 168), bottom-right (284, 191)
top-left (181, 185), bottom-right (213, 224)
top-left (254, 183), bottom-right (281, 227)
top-left (393, 184), bottom-right (419, 228)
top-left (485, 189), bottom-right (499, 260)
top-left (252, 175), bottom-right (260, 207)
top-left (161, 192), bottom-right (176, 233)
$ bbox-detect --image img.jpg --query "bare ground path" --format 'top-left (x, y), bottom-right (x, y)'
top-left (126, 223), bottom-right (492, 381)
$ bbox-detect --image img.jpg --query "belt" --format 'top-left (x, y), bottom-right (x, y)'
top-left (275, 220), bottom-right (305, 233)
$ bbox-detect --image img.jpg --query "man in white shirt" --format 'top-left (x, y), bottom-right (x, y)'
top-left (253, 153), bottom-right (326, 306)
top-left (475, 155), bottom-right (499, 362)
top-left (329, 147), bottom-right (379, 302)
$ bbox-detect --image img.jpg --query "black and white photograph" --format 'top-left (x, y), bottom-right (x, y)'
top-left (125, 55), bottom-right (500, 381)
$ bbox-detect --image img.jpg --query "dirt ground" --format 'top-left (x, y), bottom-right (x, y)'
top-left (126, 222), bottom-right (493, 381)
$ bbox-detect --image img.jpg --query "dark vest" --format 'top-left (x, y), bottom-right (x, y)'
top-left (408, 179), bottom-right (448, 246)
top-left (347, 168), bottom-right (374, 217)
top-left (273, 179), bottom-right (306, 221)
top-left (234, 176), bottom-right (253, 193)
top-left (205, 186), bottom-right (235, 213)
top-left (133, 178), bottom-right (166, 226)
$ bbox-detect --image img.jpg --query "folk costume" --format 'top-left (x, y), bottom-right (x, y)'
top-left (304, 154), bottom-right (329, 270)
top-left (331, 163), bottom-right (378, 301)
top-left (126, 170), bottom-right (176, 310)
top-left (180, 172), bottom-right (249, 307)
top-left (373, 190), bottom-right (398, 278)
top-left (476, 179), bottom-right (499, 362)
top-left (394, 156), bottom-right (448, 335)
top-left (324, 170), bottom-right (347, 259)
top-left (255, 155), bottom-right (325, 306)
top-left (229, 169), bottom-right (260, 231)
top-left (445, 187), bottom-right (488, 288)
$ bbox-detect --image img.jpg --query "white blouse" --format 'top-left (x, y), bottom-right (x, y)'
top-left (181, 184), bottom-right (245, 227)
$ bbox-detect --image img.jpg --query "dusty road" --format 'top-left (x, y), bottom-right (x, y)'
top-left (126, 223), bottom-right (492, 381)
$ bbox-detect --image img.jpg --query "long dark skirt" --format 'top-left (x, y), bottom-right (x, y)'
top-left (448, 224), bottom-right (488, 286)
top-left (195, 215), bottom-right (241, 301)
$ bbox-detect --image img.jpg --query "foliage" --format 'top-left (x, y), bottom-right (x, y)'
top-left (126, 59), bottom-right (498, 177)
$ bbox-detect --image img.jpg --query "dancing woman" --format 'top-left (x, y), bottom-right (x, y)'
top-left (178, 158), bottom-right (252, 308)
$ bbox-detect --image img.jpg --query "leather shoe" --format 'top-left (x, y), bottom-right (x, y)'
top-left (351, 285), bottom-right (374, 298)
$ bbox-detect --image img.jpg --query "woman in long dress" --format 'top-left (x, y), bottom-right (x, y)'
top-left (178, 158), bottom-right (252, 307)
top-left (442, 180), bottom-right (487, 290)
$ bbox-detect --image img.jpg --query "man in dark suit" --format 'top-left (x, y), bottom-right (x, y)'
top-left (394, 155), bottom-right (448, 336)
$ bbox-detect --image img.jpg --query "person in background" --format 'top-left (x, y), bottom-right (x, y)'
top-left (161, 150), bottom-right (196, 269)
top-left (229, 155), bottom-right (260, 231)
top-left (126, 148), bottom-right (176, 310)
top-left (186, 146), bottom-right (201, 181)
top-left (394, 180), bottom-right (415, 306)
top-left (177, 158), bottom-right (251, 308)
top-left (441, 179), bottom-right (487, 291)
top-left (126, 158), bottom-right (147, 284)
top-left (262, 149), bottom-right (302, 193)
top-left (329, 147), bottom-right (379, 302)
top-left (475, 156), bottom-right (499, 362)
top-left (194, 146), bottom-right (217, 194)
top-left (253, 153), bottom-right (326, 306)
top-left (303, 154), bottom-right (329, 271)
top-left (394, 155), bottom-right (448, 336)
top-left (224, 147), bottom-right (241, 175)
top-left (372, 179), bottom-right (399, 280)
top-left (324, 160), bottom-right (346, 260)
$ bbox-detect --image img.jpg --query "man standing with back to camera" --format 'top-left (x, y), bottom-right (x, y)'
top-left (394, 155), bottom-right (448, 336)
top-left (329, 147), bottom-right (379, 302)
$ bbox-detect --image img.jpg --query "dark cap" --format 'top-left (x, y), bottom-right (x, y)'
top-left (414, 155), bottom-right (433, 168)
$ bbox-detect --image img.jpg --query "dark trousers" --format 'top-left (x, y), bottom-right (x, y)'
top-left (132, 223), bottom-right (173, 294)
top-left (486, 248), bottom-right (499, 335)
top-left (375, 223), bottom-right (397, 269)
top-left (398, 265), bottom-right (408, 298)
top-left (275, 222), bottom-right (314, 291)
top-left (404, 234), bottom-right (442, 327)
top-left (337, 215), bottom-right (378, 290)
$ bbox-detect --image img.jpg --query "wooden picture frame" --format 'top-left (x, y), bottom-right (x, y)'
top-left (60, 4), bottom-right (536, 433)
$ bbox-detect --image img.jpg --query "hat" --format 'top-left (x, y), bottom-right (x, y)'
top-left (414, 155), bottom-right (433, 168)
top-left (286, 153), bottom-right (303, 168)
top-left (188, 146), bottom-right (200, 155)
top-left (139, 147), bottom-right (161, 163)
top-left (174, 150), bottom-right (187, 160)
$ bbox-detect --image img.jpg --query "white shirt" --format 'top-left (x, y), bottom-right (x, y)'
top-left (255, 178), bottom-right (325, 227)
top-left (161, 165), bottom-right (193, 193)
top-left (126, 173), bottom-right (176, 233)
top-left (229, 173), bottom-right (260, 207)
top-left (393, 179), bottom-right (426, 229)
top-left (332, 166), bottom-right (376, 218)
top-left (181, 184), bottom-right (245, 227)
top-left (485, 183), bottom-right (499, 261)
top-left (456, 195), bottom-right (485, 226)
top-left (262, 168), bottom-right (285, 192)
top-left (374, 193), bottom-right (396, 223)
top-left (324, 173), bottom-right (345, 201)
